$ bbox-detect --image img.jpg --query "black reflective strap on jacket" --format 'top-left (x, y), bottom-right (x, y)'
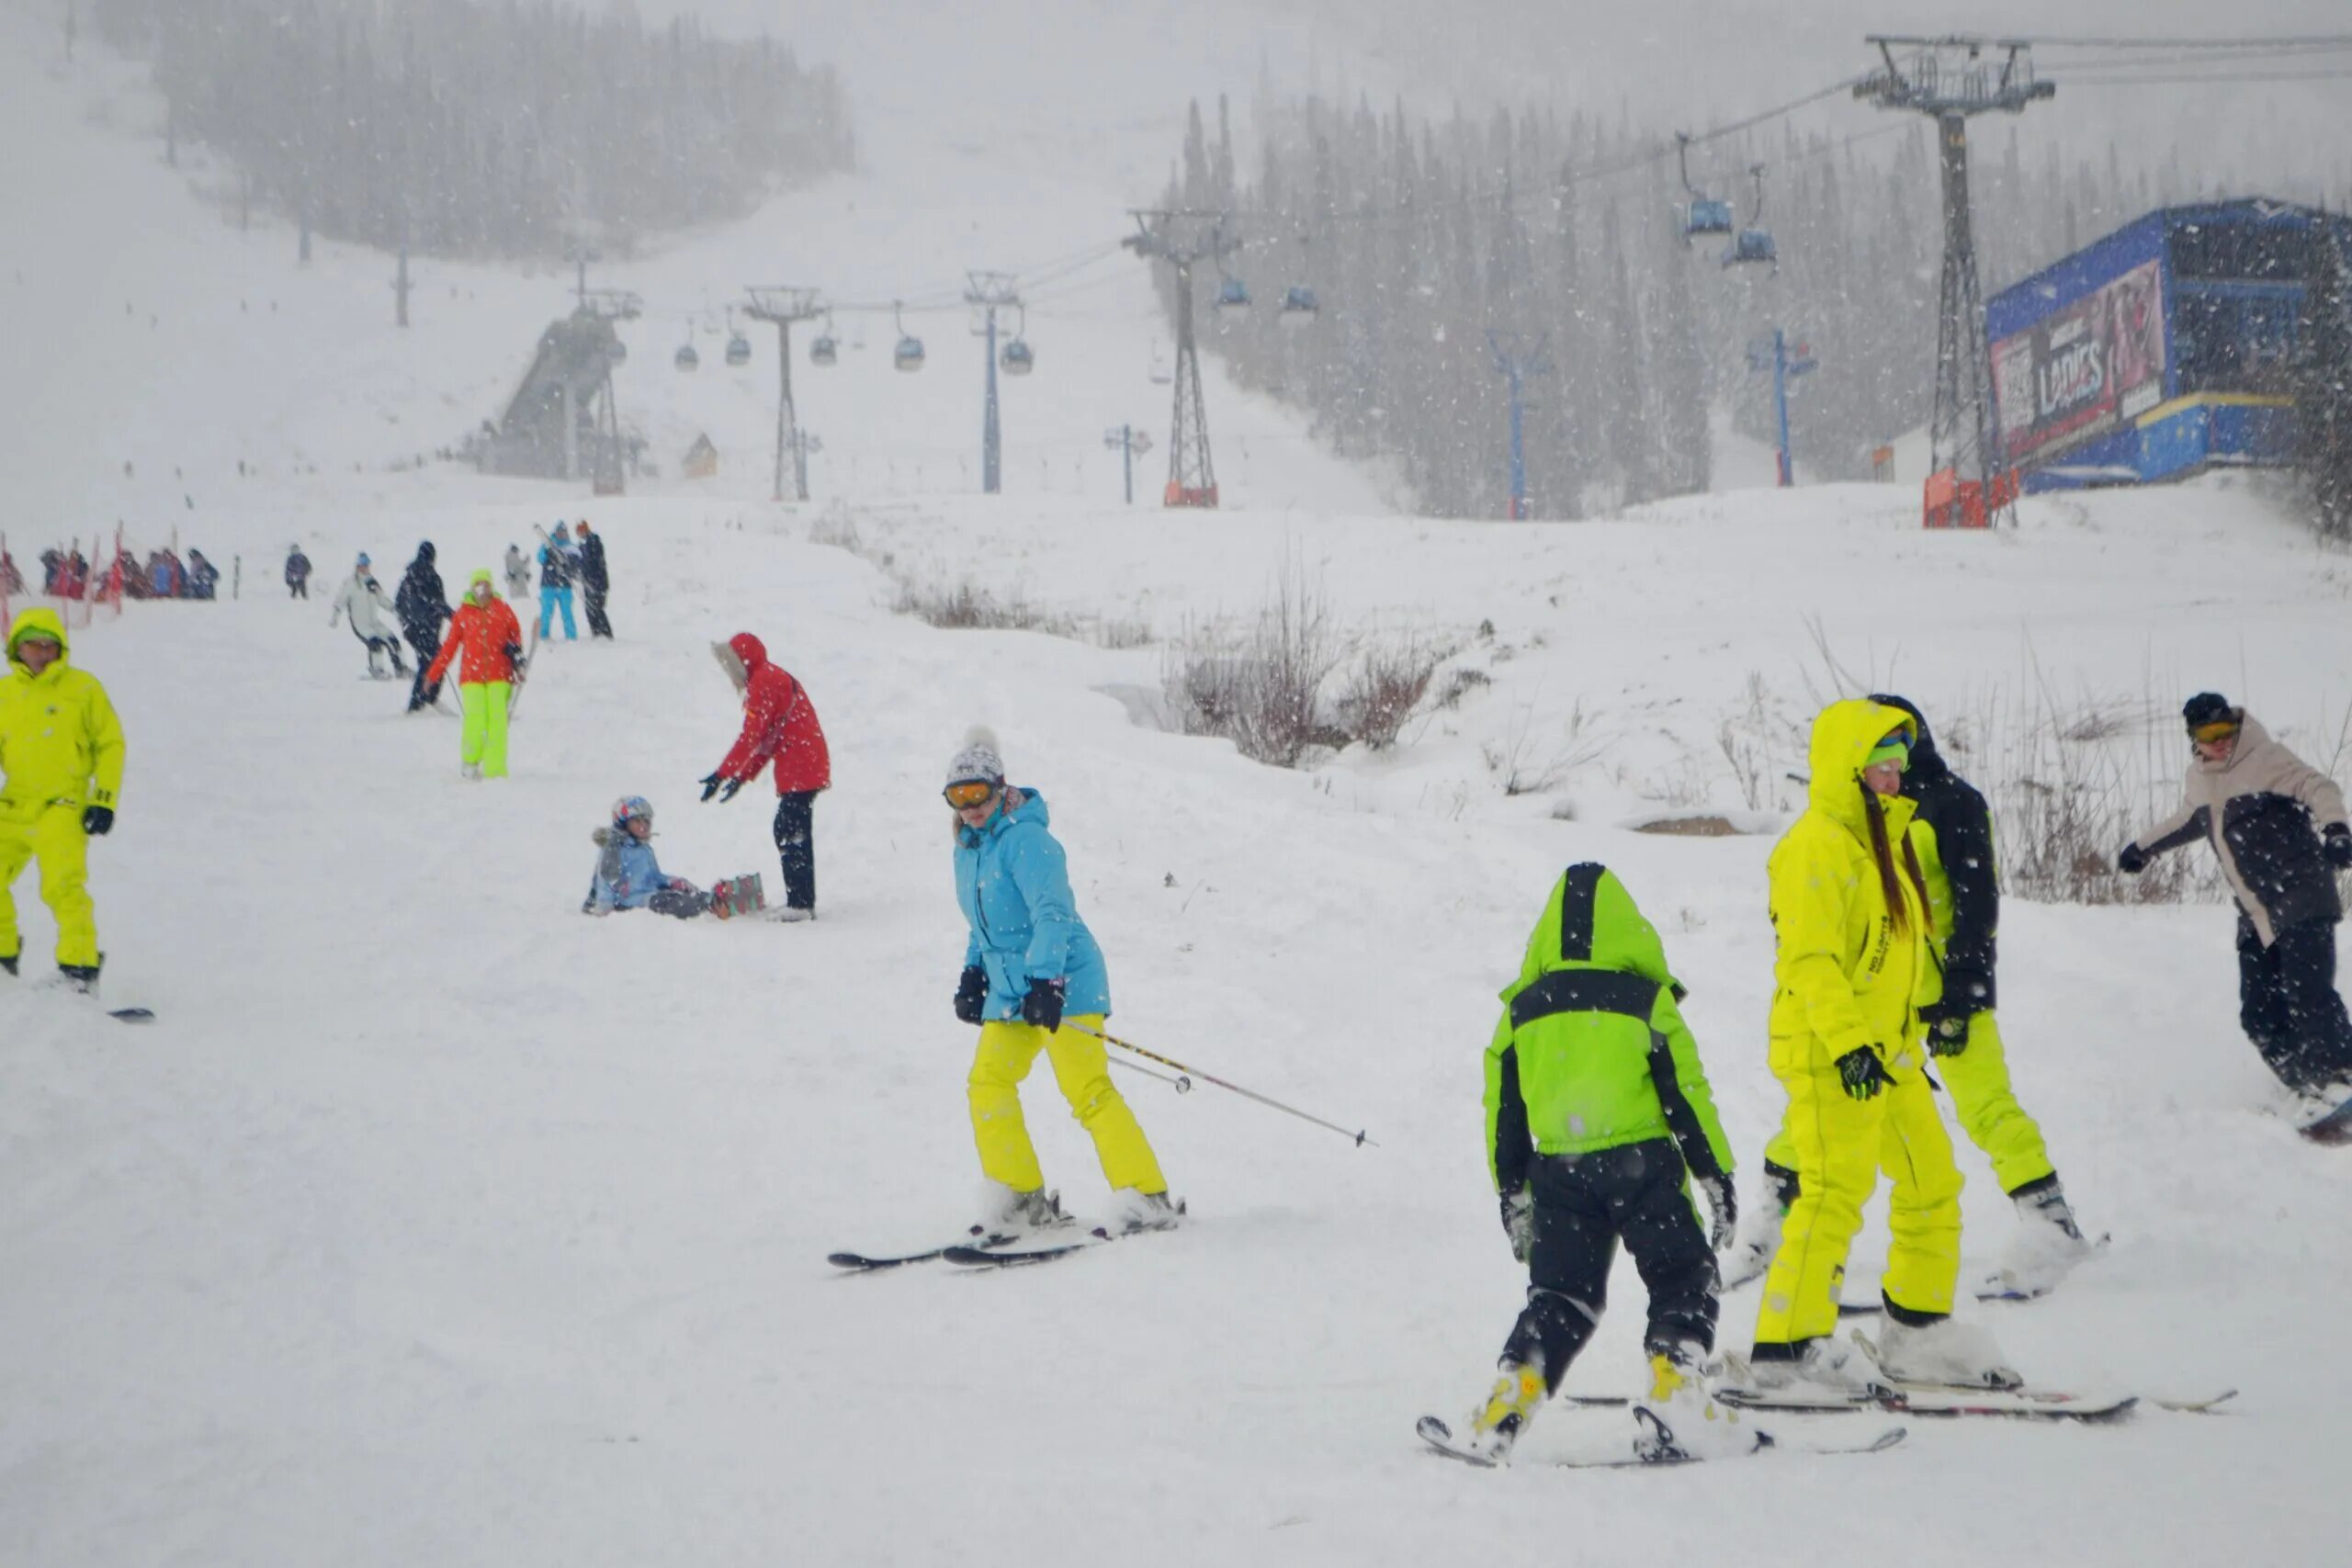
top-left (1509, 967), bottom-right (1659, 1029)
top-left (1557, 863), bottom-right (1604, 962)
top-left (1646, 1032), bottom-right (1725, 1179)
top-left (1493, 1044), bottom-right (1532, 1193)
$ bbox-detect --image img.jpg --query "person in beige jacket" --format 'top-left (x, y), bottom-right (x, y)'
top-left (2120, 692), bottom-right (2352, 1104)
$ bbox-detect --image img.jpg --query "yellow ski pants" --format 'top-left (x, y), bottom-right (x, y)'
top-left (0, 801), bottom-right (97, 968)
top-left (967, 1014), bottom-right (1167, 1195)
top-left (1755, 1042), bottom-right (1962, 1346)
top-left (1764, 1010), bottom-right (2055, 1198)
top-left (458, 682), bottom-right (512, 778)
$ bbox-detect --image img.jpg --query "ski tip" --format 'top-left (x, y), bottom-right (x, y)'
top-left (108, 1007), bottom-right (156, 1023)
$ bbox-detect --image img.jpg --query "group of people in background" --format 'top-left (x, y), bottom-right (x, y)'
top-left (4, 546), bottom-right (215, 604)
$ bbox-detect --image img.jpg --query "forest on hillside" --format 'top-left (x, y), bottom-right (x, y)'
top-left (1153, 89), bottom-right (2290, 518)
top-left (87, 0), bottom-right (854, 261)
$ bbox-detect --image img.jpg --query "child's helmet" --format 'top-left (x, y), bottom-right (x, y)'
top-left (613, 795), bottom-right (654, 829)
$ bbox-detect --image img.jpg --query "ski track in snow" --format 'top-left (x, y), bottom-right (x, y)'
top-left (5, 11), bottom-right (2352, 1567)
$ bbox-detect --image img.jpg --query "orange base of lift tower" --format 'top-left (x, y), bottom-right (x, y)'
top-left (1165, 482), bottom-right (1219, 508)
top-left (1922, 468), bottom-right (2018, 530)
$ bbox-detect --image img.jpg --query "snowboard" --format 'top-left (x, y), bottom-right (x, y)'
top-left (2298, 1091), bottom-right (2352, 1145)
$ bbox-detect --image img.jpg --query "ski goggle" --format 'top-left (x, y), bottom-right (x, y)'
top-left (2190, 718), bottom-right (2241, 745)
top-left (943, 780), bottom-right (1000, 809)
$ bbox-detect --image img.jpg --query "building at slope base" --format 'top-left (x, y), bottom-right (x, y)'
top-left (1987, 198), bottom-right (2352, 492)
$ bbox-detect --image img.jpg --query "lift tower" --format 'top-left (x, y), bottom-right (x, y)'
top-left (1857, 37), bottom-right (2051, 526)
top-left (744, 287), bottom-right (826, 502)
top-left (965, 272), bottom-right (1023, 494)
top-left (1125, 211), bottom-right (1241, 507)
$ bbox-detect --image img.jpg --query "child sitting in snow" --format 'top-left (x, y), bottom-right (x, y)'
top-left (584, 795), bottom-right (721, 919)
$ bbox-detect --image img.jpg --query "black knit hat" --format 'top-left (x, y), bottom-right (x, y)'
top-left (2183, 692), bottom-right (2237, 732)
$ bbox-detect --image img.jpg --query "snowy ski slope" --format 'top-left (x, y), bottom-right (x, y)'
top-left (4, 9), bottom-right (2351, 1567)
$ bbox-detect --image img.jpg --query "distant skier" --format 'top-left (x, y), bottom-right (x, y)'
top-left (503, 543), bottom-right (531, 601)
top-left (701, 632), bottom-right (829, 919)
top-left (394, 541), bottom-right (452, 713)
top-left (284, 544), bottom-right (311, 600)
top-left (422, 570), bottom-right (525, 780)
top-left (2120, 693), bottom-right (2352, 1122)
top-left (1724, 694), bottom-right (2098, 1302)
top-left (1432, 862), bottom-right (1739, 1466)
top-left (575, 519), bottom-right (613, 639)
top-left (329, 553), bottom-right (409, 680)
top-left (0, 547), bottom-right (21, 597)
top-left (0, 608), bottom-right (125, 994)
top-left (186, 550), bottom-right (218, 601)
top-left (943, 727), bottom-right (1179, 1237)
top-left (536, 523), bottom-right (578, 641)
top-left (584, 795), bottom-right (728, 919)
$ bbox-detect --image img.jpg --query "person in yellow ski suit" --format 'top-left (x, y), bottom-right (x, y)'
top-left (0, 607), bottom-right (126, 987)
top-left (1747, 699), bottom-right (1969, 1384)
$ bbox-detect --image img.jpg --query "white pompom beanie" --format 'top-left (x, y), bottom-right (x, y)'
top-left (944, 725), bottom-right (1006, 791)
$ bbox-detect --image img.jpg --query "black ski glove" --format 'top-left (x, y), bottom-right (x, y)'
top-left (2117, 842), bottom-right (2149, 875)
top-left (81, 806), bottom-right (114, 837)
top-left (1499, 1186), bottom-right (1535, 1264)
top-left (699, 773), bottom-right (724, 803)
top-left (1695, 1174), bottom-right (1736, 1252)
top-left (718, 776), bottom-right (745, 803)
top-left (954, 965), bottom-right (988, 1025)
top-left (1020, 977), bottom-right (1066, 1032)
top-left (1836, 1043), bottom-right (1890, 1101)
top-left (2326, 824), bottom-right (2352, 871)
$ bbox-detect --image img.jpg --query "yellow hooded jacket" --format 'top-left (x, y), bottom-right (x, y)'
top-left (1766, 698), bottom-right (1929, 1077)
top-left (1, 607), bottom-right (126, 813)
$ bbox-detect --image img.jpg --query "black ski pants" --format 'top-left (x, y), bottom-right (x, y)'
top-left (583, 584), bottom-right (613, 638)
top-left (774, 791), bottom-right (818, 911)
top-left (1501, 1139), bottom-right (1718, 1392)
top-left (2238, 916), bottom-right (2352, 1092)
top-left (405, 623), bottom-right (444, 711)
top-left (646, 886), bottom-right (714, 920)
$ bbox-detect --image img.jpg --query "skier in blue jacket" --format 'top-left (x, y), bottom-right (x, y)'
top-left (585, 796), bottom-right (715, 919)
top-left (947, 727), bottom-right (1178, 1235)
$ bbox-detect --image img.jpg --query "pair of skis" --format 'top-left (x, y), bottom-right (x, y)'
top-left (1416, 1410), bottom-right (1910, 1470)
top-left (829, 1231), bottom-right (1121, 1272)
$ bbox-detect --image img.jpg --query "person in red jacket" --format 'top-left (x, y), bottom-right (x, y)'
top-left (702, 632), bottom-right (829, 919)
top-left (424, 570), bottom-right (526, 780)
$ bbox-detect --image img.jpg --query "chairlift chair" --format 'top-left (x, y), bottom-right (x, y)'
top-left (674, 342), bottom-right (699, 371)
top-left (1278, 285), bottom-right (1320, 327)
top-left (725, 333), bottom-right (752, 367)
top-left (1215, 277), bottom-right (1252, 315)
top-left (1675, 133), bottom-right (1736, 242)
top-left (892, 301), bottom-right (924, 372)
top-left (1720, 164), bottom-right (1778, 271)
top-left (1001, 338), bottom-right (1035, 376)
top-left (810, 314), bottom-right (839, 367)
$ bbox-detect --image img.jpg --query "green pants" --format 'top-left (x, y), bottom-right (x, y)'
top-left (459, 682), bottom-right (512, 778)
top-left (0, 801), bottom-right (96, 967)
top-left (1765, 1010), bottom-right (2054, 1198)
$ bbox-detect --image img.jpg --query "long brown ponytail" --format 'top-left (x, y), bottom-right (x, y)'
top-left (1860, 780), bottom-right (1915, 937)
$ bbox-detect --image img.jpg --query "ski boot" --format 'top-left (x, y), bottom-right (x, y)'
top-left (1864, 1305), bottom-right (2023, 1391)
top-left (59, 959), bottom-right (101, 997)
top-left (1726, 1335), bottom-right (1888, 1402)
top-left (1108, 1190), bottom-right (1185, 1235)
top-left (972, 1185), bottom-right (1069, 1241)
top-left (1981, 1174), bottom-right (2103, 1299)
top-left (1632, 1346), bottom-right (1758, 1461)
top-left (1717, 1159), bottom-right (1796, 1290)
top-left (1459, 1358), bottom-right (1548, 1464)
top-left (1, 953), bottom-right (17, 977)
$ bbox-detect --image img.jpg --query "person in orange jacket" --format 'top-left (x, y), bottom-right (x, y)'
top-left (424, 570), bottom-right (526, 780)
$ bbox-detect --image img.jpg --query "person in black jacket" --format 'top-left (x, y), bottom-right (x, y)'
top-left (1724, 694), bottom-right (2098, 1302)
top-left (576, 519), bottom-right (613, 639)
top-left (2121, 693), bottom-right (2352, 1114)
top-left (394, 541), bottom-right (452, 713)
top-left (285, 545), bottom-right (311, 600)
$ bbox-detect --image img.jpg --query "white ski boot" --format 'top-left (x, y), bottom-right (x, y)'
top-left (1864, 1314), bottom-right (2023, 1391)
top-left (1458, 1358), bottom-right (1548, 1464)
top-left (1981, 1176), bottom-right (2102, 1300)
top-left (1717, 1162), bottom-right (1795, 1291)
top-left (973, 1183), bottom-right (1069, 1239)
top-left (1724, 1336), bottom-right (1888, 1401)
top-left (1631, 1348), bottom-right (1759, 1461)
top-left (1107, 1189), bottom-right (1184, 1235)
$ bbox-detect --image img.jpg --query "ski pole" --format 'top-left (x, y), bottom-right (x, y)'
top-left (1066, 1022), bottom-right (1374, 1147)
top-left (1107, 1055), bottom-right (1192, 1094)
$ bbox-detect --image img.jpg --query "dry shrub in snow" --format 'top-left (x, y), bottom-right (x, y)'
top-left (1337, 634), bottom-right (1447, 750)
top-left (1165, 560), bottom-right (1342, 768)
